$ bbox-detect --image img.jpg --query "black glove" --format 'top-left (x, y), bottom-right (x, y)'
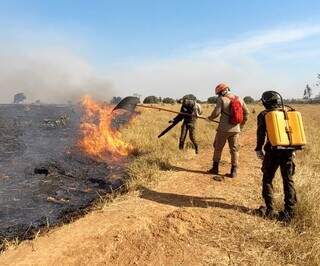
top-left (256, 150), bottom-right (264, 160)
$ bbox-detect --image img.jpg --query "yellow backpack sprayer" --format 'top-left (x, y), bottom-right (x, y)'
top-left (264, 91), bottom-right (306, 149)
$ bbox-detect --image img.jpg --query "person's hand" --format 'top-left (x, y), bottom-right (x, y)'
top-left (256, 150), bottom-right (264, 160)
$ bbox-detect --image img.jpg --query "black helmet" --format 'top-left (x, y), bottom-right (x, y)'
top-left (261, 91), bottom-right (281, 109)
top-left (182, 94), bottom-right (197, 101)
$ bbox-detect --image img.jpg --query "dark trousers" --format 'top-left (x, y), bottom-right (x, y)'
top-left (179, 123), bottom-right (197, 150)
top-left (262, 149), bottom-right (297, 212)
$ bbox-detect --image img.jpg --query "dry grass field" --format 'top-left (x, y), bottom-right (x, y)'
top-left (121, 103), bottom-right (320, 265)
top-left (0, 103), bottom-right (319, 265)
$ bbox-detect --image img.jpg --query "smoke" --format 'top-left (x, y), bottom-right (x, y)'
top-left (110, 54), bottom-right (294, 100)
top-left (0, 48), bottom-right (113, 103)
top-left (117, 54), bottom-right (303, 101)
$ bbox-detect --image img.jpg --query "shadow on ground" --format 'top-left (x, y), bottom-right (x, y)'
top-left (166, 165), bottom-right (211, 175)
top-left (139, 186), bottom-right (251, 214)
top-left (162, 160), bottom-right (231, 175)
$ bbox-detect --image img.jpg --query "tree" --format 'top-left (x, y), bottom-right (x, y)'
top-left (110, 96), bottom-right (122, 105)
top-left (314, 93), bottom-right (320, 103)
top-left (207, 96), bottom-right (218, 104)
top-left (143, 96), bottom-right (161, 104)
top-left (243, 96), bottom-right (255, 104)
top-left (162, 97), bottom-right (176, 104)
top-left (303, 84), bottom-right (312, 100)
top-left (13, 92), bottom-right (26, 104)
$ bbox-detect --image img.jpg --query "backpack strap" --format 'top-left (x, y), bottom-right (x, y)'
top-left (221, 95), bottom-right (234, 116)
top-left (224, 94), bottom-right (235, 101)
top-left (221, 94), bottom-right (242, 117)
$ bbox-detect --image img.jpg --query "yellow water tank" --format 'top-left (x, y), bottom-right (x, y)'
top-left (265, 110), bottom-right (306, 148)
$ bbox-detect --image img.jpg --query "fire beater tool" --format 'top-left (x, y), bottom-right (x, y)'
top-left (112, 96), bottom-right (219, 121)
top-left (112, 96), bottom-right (219, 138)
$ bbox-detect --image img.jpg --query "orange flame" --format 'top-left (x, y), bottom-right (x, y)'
top-left (79, 95), bottom-right (132, 161)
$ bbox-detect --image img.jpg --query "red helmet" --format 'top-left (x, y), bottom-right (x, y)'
top-left (215, 83), bottom-right (229, 95)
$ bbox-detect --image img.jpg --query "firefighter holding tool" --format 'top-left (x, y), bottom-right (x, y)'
top-left (113, 96), bottom-right (218, 149)
top-left (168, 95), bottom-right (202, 154)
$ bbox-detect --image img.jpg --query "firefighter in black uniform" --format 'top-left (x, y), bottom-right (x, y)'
top-left (171, 95), bottom-right (202, 154)
top-left (255, 91), bottom-right (297, 222)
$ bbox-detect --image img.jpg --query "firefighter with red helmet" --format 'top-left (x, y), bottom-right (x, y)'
top-left (208, 83), bottom-right (249, 179)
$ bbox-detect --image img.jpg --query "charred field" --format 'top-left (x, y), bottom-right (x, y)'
top-left (0, 103), bottom-right (129, 246)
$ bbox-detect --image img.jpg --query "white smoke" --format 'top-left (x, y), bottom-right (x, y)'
top-left (0, 48), bottom-right (113, 103)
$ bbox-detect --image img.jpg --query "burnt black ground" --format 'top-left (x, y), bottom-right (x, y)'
top-left (0, 104), bottom-right (127, 244)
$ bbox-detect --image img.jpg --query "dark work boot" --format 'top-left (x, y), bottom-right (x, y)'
top-left (265, 208), bottom-right (278, 219)
top-left (227, 165), bottom-right (237, 178)
top-left (179, 141), bottom-right (184, 150)
top-left (278, 209), bottom-right (294, 223)
top-left (254, 206), bottom-right (278, 220)
top-left (208, 162), bottom-right (219, 174)
top-left (194, 144), bottom-right (199, 154)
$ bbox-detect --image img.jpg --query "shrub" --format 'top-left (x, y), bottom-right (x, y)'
top-left (162, 97), bottom-right (176, 104)
top-left (243, 96), bottom-right (255, 104)
top-left (110, 96), bottom-right (122, 105)
top-left (207, 96), bottom-right (218, 104)
top-left (143, 96), bottom-right (161, 104)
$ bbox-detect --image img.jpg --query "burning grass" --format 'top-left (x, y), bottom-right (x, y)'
top-left (121, 103), bottom-right (320, 265)
top-left (79, 95), bottom-right (133, 161)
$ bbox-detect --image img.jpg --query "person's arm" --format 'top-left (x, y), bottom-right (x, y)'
top-left (255, 112), bottom-right (266, 151)
top-left (196, 103), bottom-right (202, 116)
top-left (240, 101), bottom-right (250, 127)
top-left (170, 106), bottom-right (185, 123)
top-left (208, 97), bottom-right (222, 121)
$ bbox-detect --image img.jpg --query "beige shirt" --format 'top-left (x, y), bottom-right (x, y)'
top-left (208, 92), bottom-right (249, 133)
top-left (195, 103), bottom-right (202, 116)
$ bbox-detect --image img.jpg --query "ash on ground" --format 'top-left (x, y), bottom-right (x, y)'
top-left (0, 104), bottom-right (128, 244)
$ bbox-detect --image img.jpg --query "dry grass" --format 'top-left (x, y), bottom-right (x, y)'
top-left (121, 103), bottom-right (320, 265)
top-left (122, 104), bottom-right (217, 189)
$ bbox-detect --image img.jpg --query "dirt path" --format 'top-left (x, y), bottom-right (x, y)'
top-left (0, 129), bottom-right (287, 265)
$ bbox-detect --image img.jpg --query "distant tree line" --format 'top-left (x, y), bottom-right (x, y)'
top-left (284, 97), bottom-right (320, 104)
top-left (301, 73), bottom-right (320, 103)
top-left (110, 95), bottom-right (259, 104)
top-left (140, 95), bottom-right (258, 104)
top-left (111, 75), bottom-right (320, 106)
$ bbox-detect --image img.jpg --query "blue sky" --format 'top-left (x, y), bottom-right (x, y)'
top-left (0, 1), bottom-right (320, 102)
